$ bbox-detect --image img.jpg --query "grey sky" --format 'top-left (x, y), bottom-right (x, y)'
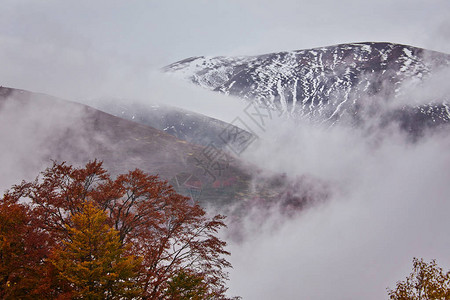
top-left (0, 0), bottom-right (449, 101)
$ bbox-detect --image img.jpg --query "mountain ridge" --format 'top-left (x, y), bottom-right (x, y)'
top-left (164, 42), bottom-right (450, 133)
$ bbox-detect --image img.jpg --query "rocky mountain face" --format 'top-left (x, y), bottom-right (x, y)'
top-left (164, 42), bottom-right (450, 133)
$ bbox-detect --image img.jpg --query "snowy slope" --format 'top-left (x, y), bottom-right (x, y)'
top-left (165, 42), bottom-right (450, 132)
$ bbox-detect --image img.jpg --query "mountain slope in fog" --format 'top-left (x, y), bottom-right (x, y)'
top-left (0, 87), bottom-right (249, 205)
top-left (0, 87), bottom-right (323, 214)
top-left (91, 100), bottom-right (252, 150)
top-left (165, 42), bottom-right (450, 133)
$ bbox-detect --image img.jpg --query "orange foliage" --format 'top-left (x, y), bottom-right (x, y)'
top-left (0, 160), bottom-right (234, 299)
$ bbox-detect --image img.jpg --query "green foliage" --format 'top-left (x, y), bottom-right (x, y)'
top-left (388, 258), bottom-right (450, 300)
top-left (166, 270), bottom-right (209, 300)
top-left (50, 202), bottom-right (142, 299)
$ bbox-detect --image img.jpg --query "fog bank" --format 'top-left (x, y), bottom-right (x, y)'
top-left (226, 120), bottom-right (450, 299)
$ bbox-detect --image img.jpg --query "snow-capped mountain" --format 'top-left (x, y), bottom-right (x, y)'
top-left (165, 42), bottom-right (450, 132)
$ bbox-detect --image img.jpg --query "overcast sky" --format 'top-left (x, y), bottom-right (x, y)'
top-left (0, 0), bottom-right (449, 101)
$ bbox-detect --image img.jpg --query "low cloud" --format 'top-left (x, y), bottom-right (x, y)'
top-left (225, 116), bottom-right (450, 299)
top-left (0, 92), bottom-right (89, 192)
top-left (395, 65), bottom-right (450, 107)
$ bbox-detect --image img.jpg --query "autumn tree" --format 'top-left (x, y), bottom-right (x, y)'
top-left (108, 169), bottom-right (232, 299)
top-left (1, 160), bottom-right (234, 299)
top-left (0, 194), bottom-right (51, 299)
top-left (387, 258), bottom-right (450, 300)
top-left (50, 201), bottom-right (142, 299)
